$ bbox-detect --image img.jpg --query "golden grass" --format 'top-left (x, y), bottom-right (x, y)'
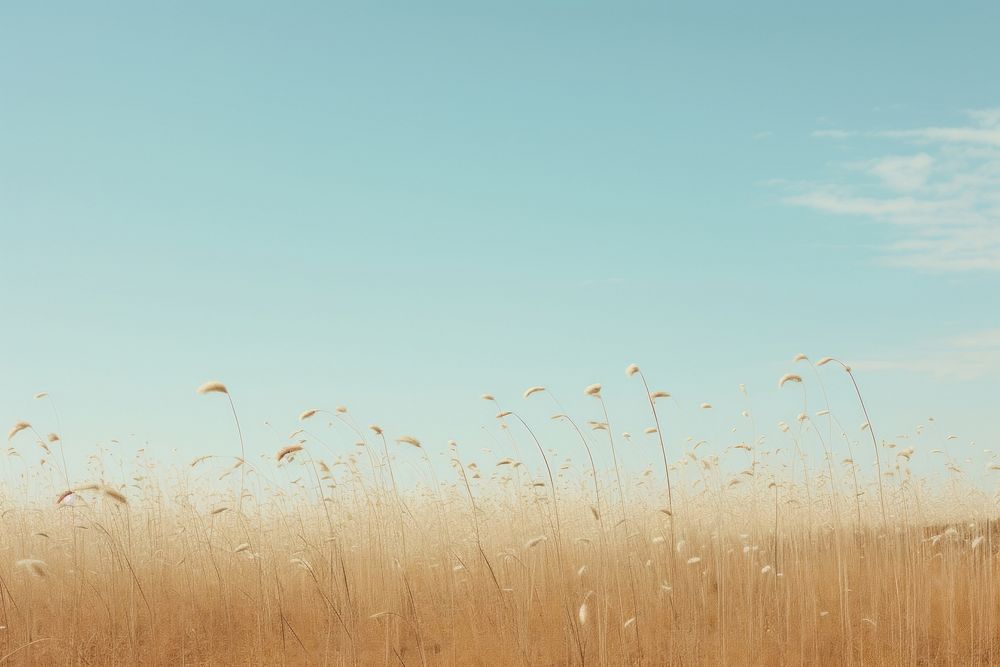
top-left (0, 367), bottom-right (996, 665)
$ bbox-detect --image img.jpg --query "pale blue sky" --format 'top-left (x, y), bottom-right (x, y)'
top-left (2, 2), bottom-right (998, 488)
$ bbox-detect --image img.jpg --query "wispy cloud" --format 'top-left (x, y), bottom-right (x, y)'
top-left (857, 328), bottom-right (1000, 381)
top-left (877, 127), bottom-right (1000, 148)
top-left (786, 109), bottom-right (1000, 271)
top-left (863, 153), bottom-right (933, 191)
top-left (812, 129), bottom-right (856, 139)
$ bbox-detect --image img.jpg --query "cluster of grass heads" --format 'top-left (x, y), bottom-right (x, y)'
top-left (1, 360), bottom-right (997, 665)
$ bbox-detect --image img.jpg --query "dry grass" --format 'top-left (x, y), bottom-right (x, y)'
top-left (0, 365), bottom-right (997, 665)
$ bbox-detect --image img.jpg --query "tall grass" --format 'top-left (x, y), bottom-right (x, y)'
top-left (0, 362), bottom-right (996, 665)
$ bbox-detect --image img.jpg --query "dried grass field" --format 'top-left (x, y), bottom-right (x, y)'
top-left (2, 361), bottom-right (996, 665)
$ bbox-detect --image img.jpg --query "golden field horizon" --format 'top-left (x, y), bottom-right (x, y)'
top-left (0, 361), bottom-right (996, 664)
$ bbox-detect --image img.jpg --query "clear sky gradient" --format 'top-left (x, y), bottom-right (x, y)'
top-left (2, 2), bottom-right (998, 487)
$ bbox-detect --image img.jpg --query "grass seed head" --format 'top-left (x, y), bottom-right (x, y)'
top-left (276, 444), bottom-right (304, 462)
top-left (7, 421), bottom-right (30, 441)
top-left (396, 435), bottom-right (421, 448)
top-left (778, 373), bottom-right (803, 388)
top-left (196, 381), bottom-right (228, 395)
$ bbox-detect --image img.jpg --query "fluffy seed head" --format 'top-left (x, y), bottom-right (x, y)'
top-left (396, 435), bottom-right (421, 448)
top-left (816, 357), bottom-right (834, 366)
top-left (276, 444), bottom-right (304, 462)
top-left (524, 535), bottom-right (547, 549)
top-left (7, 421), bottom-right (30, 441)
top-left (190, 455), bottom-right (212, 467)
top-left (299, 409), bottom-right (318, 421)
top-left (102, 485), bottom-right (127, 504)
top-left (778, 373), bottom-right (803, 388)
top-left (523, 386), bottom-right (545, 399)
top-left (626, 364), bottom-right (640, 377)
top-left (196, 381), bottom-right (228, 395)
top-left (584, 383), bottom-right (602, 397)
top-left (793, 353), bottom-right (808, 362)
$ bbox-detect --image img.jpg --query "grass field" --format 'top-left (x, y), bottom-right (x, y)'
top-left (2, 362), bottom-right (996, 665)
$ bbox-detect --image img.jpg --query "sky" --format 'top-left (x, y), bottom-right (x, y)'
top-left (1, 2), bottom-right (998, 491)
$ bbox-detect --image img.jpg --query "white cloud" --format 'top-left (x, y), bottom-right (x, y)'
top-left (859, 329), bottom-right (1000, 380)
top-left (967, 107), bottom-right (1000, 128)
top-left (857, 329), bottom-right (1000, 381)
top-left (866, 153), bottom-right (933, 191)
top-left (872, 108), bottom-right (1000, 146)
top-left (785, 110), bottom-right (1000, 271)
top-left (858, 355), bottom-right (1000, 381)
top-left (878, 127), bottom-right (1000, 147)
top-left (812, 129), bottom-right (856, 139)
top-left (950, 329), bottom-right (1000, 348)
top-left (785, 192), bottom-right (932, 218)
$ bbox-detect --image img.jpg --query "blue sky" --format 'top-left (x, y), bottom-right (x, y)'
top-left (2, 2), bottom-right (998, 489)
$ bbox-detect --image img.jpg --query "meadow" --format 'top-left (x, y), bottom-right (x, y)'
top-left (1, 358), bottom-right (996, 665)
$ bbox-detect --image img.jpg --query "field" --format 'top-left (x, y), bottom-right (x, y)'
top-left (1, 361), bottom-right (996, 665)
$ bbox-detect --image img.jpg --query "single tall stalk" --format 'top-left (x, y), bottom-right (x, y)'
top-left (821, 358), bottom-right (888, 527)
